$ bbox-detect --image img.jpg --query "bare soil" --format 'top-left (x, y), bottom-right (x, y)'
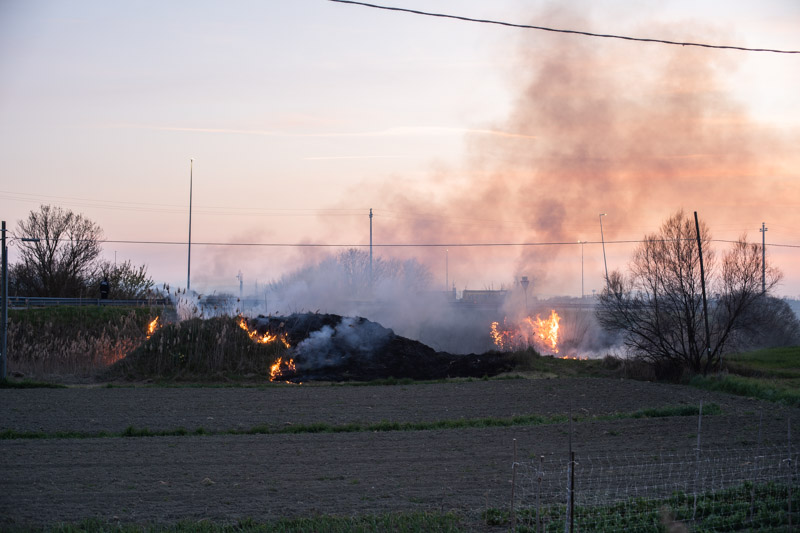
top-left (1, 378), bottom-right (796, 530)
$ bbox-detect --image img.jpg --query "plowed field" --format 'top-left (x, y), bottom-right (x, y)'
top-left (1, 378), bottom-right (796, 530)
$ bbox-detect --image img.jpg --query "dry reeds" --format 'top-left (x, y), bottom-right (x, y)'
top-left (7, 307), bottom-right (155, 380)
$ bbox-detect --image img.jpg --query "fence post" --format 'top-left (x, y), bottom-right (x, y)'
top-left (511, 438), bottom-right (517, 532)
top-left (537, 455), bottom-right (544, 533)
top-left (749, 410), bottom-right (763, 524)
top-left (569, 451), bottom-right (575, 533)
top-left (788, 418), bottom-right (792, 532)
top-left (692, 400), bottom-right (704, 522)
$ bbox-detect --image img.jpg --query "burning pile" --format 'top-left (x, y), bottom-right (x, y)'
top-left (490, 310), bottom-right (560, 354)
top-left (238, 313), bottom-right (516, 382)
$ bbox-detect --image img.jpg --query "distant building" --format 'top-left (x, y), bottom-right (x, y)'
top-left (459, 290), bottom-right (508, 308)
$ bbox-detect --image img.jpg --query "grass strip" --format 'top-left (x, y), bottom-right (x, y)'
top-left (0, 379), bottom-right (67, 389)
top-left (690, 374), bottom-right (800, 407)
top-left (0, 403), bottom-right (718, 441)
top-left (6, 510), bottom-right (466, 532)
top-left (485, 480), bottom-right (799, 531)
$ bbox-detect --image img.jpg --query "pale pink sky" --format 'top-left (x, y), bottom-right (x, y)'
top-left (1, 0), bottom-right (798, 297)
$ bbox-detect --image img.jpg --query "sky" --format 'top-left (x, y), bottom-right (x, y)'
top-left (1, 0), bottom-right (799, 299)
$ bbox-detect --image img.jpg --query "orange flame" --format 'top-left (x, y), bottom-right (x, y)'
top-left (146, 317), bottom-right (161, 339)
top-left (269, 356), bottom-right (297, 381)
top-left (490, 310), bottom-right (560, 353)
top-left (237, 316), bottom-right (291, 348)
top-left (534, 310), bottom-right (560, 352)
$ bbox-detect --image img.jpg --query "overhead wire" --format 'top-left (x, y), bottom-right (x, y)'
top-left (0, 190), bottom-right (368, 217)
top-left (92, 238), bottom-right (800, 248)
top-left (328, 0), bottom-right (800, 54)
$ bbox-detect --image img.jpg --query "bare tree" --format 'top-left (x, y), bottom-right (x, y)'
top-left (11, 205), bottom-right (104, 297)
top-left (596, 210), bottom-right (782, 376)
top-left (90, 260), bottom-right (156, 300)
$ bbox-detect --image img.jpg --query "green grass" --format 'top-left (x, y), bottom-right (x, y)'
top-left (6, 511), bottom-right (466, 532)
top-left (0, 403), bottom-right (716, 441)
top-left (725, 346), bottom-right (800, 379)
top-left (504, 348), bottom-right (624, 378)
top-left (691, 346), bottom-right (800, 407)
top-left (0, 378), bottom-right (67, 389)
top-left (489, 481), bottom-right (799, 532)
top-left (691, 374), bottom-right (800, 407)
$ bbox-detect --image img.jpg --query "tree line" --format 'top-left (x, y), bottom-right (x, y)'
top-left (7, 205), bottom-right (155, 299)
top-left (596, 209), bottom-right (799, 377)
top-left (4, 205), bottom-right (797, 377)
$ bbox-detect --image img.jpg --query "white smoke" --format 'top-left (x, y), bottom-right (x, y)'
top-left (293, 316), bottom-right (394, 369)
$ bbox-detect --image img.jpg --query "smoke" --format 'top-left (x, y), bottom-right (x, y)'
top-left (187, 7), bottom-right (797, 357)
top-left (294, 316), bottom-right (393, 370)
top-left (344, 8), bottom-right (795, 297)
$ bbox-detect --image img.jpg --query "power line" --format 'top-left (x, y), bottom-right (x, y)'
top-left (0, 190), bottom-right (368, 217)
top-left (94, 238), bottom-right (800, 248)
top-left (328, 0), bottom-right (800, 54)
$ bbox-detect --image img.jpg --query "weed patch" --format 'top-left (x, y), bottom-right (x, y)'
top-left (11, 511), bottom-right (466, 532)
top-left (0, 404), bottom-right (714, 441)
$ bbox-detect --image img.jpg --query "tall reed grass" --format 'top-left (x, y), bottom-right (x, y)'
top-left (7, 307), bottom-right (155, 379)
top-left (103, 316), bottom-right (286, 381)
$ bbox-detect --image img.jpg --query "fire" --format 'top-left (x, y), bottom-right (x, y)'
top-left (534, 310), bottom-right (560, 352)
top-left (269, 356), bottom-right (296, 381)
top-left (490, 310), bottom-right (560, 353)
top-left (146, 317), bottom-right (161, 339)
top-left (237, 316), bottom-right (291, 348)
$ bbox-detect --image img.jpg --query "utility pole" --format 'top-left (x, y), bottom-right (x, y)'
top-left (187, 158), bottom-right (193, 292)
top-left (694, 212), bottom-right (712, 367)
top-left (599, 214), bottom-right (609, 290)
top-left (369, 208), bottom-right (373, 290)
top-left (760, 222), bottom-right (768, 294)
top-left (1, 221), bottom-right (7, 381)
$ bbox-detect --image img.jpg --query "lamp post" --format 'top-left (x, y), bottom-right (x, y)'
top-left (445, 249), bottom-right (448, 292)
top-left (520, 275), bottom-right (530, 314)
top-left (599, 213), bottom-right (609, 289)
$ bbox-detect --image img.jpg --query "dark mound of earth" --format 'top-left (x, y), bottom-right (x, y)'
top-left (247, 313), bottom-right (515, 382)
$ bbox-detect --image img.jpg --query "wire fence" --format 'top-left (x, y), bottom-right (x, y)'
top-left (512, 445), bottom-right (798, 532)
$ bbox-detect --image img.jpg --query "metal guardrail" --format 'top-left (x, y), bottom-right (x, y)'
top-left (8, 297), bottom-right (168, 308)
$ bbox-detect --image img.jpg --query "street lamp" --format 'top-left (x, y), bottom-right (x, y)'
top-left (520, 275), bottom-right (530, 314)
top-left (445, 249), bottom-right (448, 293)
top-left (599, 213), bottom-right (609, 290)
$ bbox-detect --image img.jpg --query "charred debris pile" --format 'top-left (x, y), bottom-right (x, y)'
top-left (245, 313), bottom-right (516, 382)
